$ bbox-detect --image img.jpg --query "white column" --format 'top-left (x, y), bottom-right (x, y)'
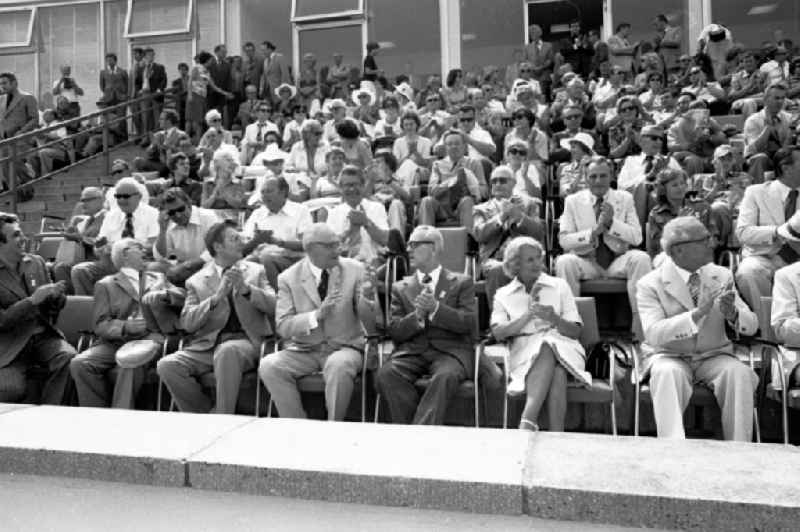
top-left (225, 0), bottom-right (242, 52)
top-left (602, 0), bottom-right (612, 41)
top-left (687, 0), bottom-right (710, 53)
top-left (439, 0), bottom-right (460, 77)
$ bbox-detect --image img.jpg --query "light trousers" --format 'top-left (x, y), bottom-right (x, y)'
top-left (258, 347), bottom-right (362, 421)
top-left (649, 354), bottom-right (758, 441)
top-left (70, 342), bottom-right (145, 409)
top-left (735, 254), bottom-right (784, 318)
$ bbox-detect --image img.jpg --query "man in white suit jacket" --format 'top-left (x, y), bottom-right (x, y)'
top-left (259, 223), bottom-right (381, 420)
top-left (637, 217), bottom-right (758, 441)
top-left (769, 211), bottom-right (800, 389)
top-left (556, 156), bottom-right (652, 338)
top-left (157, 220), bottom-right (276, 414)
top-left (735, 146), bottom-right (800, 317)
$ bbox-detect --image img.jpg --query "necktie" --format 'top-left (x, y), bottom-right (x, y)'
top-left (422, 274), bottom-right (432, 285)
top-left (318, 269), bottom-right (329, 301)
top-left (688, 271), bottom-right (701, 306)
top-left (643, 155), bottom-right (654, 175)
top-left (122, 213), bottom-right (134, 238)
top-left (594, 198), bottom-right (616, 269)
top-left (778, 189), bottom-right (800, 263)
top-left (256, 125), bottom-right (264, 143)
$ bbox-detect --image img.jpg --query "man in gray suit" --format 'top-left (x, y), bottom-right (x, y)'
top-left (157, 220), bottom-right (276, 414)
top-left (376, 225), bottom-right (477, 425)
top-left (259, 223), bottom-right (381, 421)
top-left (524, 24), bottom-right (555, 98)
top-left (637, 217), bottom-right (758, 441)
top-left (261, 41), bottom-right (292, 104)
top-left (0, 72), bottom-right (39, 188)
top-left (70, 238), bottom-right (184, 408)
top-left (99, 53), bottom-right (129, 106)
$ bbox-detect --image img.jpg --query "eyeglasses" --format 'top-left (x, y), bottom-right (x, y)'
top-left (209, 118), bottom-right (222, 122)
top-left (620, 106), bottom-right (636, 112)
top-left (166, 205), bottom-right (186, 217)
top-left (459, 116), bottom-right (475, 123)
top-left (114, 193), bottom-right (139, 200)
top-left (310, 131), bottom-right (323, 137)
top-left (310, 241), bottom-right (338, 249)
top-left (408, 240), bottom-right (435, 250)
top-left (564, 114), bottom-right (582, 120)
top-left (491, 177), bottom-right (512, 183)
top-left (676, 236), bottom-right (711, 246)
top-left (257, 108), bottom-right (271, 113)
top-left (80, 196), bottom-right (102, 202)
top-left (519, 69), bottom-right (532, 73)
top-left (426, 98), bottom-right (439, 102)
top-left (508, 148), bottom-right (528, 156)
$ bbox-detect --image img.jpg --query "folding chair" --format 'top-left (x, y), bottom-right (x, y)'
top-left (374, 297), bottom-right (485, 427)
top-left (632, 340), bottom-right (761, 441)
top-left (438, 226), bottom-right (476, 278)
top-left (55, 295), bottom-right (95, 352)
top-left (483, 296), bottom-right (618, 434)
top-left (757, 296), bottom-right (800, 444)
top-left (260, 338), bottom-right (375, 421)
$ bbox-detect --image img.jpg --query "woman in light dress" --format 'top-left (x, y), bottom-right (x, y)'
top-left (491, 237), bottom-right (591, 431)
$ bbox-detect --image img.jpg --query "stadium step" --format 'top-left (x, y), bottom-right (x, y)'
top-left (13, 143), bottom-right (146, 232)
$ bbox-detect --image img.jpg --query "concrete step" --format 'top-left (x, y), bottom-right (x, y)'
top-left (0, 406), bottom-right (798, 531)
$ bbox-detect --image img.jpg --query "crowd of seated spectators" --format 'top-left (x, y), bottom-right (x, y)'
top-left (5, 17), bottom-right (800, 443)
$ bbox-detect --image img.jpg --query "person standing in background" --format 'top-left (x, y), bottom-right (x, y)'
top-left (653, 14), bottom-right (682, 75)
top-left (208, 45), bottom-right (232, 129)
top-left (99, 54), bottom-right (128, 107)
top-left (52, 65), bottom-right (84, 117)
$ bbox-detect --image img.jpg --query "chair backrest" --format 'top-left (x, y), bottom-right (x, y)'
top-left (759, 296), bottom-right (777, 344)
top-left (56, 295), bottom-right (95, 348)
top-left (575, 296), bottom-right (600, 348)
top-left (438, 226), bottom-right (466, 274)
top-left (36, 237), bottom-right (64, 262)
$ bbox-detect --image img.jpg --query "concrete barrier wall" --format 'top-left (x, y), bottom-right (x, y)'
top-left (0, 404), bottom-right (798, 531)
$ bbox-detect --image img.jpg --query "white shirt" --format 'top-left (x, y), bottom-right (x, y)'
top-left (464, 125), bottom-right (495, 159)
top-left (513, 164), bottom-right (542, 198)
top-left (242, 200), bottom-right (312, 257)
top-left (327, 198), bottom-right (389, 263)
top-left (373, 117), bottom-right (403, 138)
top-left (155, 206), bottom-right (218, 262)
top-left (98, 202), bottom-right (160, 244)
top-left (760, 60), bottom-right (790, 85)
top-left (286, 142), bottom-right (329, 177)
top-left (241, 120), bottom-right (279, 149)
top-left (617, 154), bottom-right (682, 191)
top-left (393, 135), bottom-right (433, 162)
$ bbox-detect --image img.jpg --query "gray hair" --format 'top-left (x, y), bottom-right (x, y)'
top-left (661, 216), bottom-right (710, 256)
top-left (302, 222), bottom-right (339, 250)
top-left (502, 236), bottom-right (544, 278)
top-left (408, 225), bottom-right (444, 254)
top-left (110, 238), bottom-right (142, 269)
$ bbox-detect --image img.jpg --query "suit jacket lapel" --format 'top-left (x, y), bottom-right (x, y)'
top-left (0, 259), bottom-right (30, 299)
top-left (3, 93), bottom-right (22, 118)
top-left (433, 269), bottom-right (451, 301)
top-left (661, 260), bottom-right (694, 311)
top-left (300, 260), bottom-right (322, 307)
top-left (113, 272), bottom-right (140, 302)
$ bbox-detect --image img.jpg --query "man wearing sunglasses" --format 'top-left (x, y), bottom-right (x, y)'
top-left (72, 178), bottom-right (160, 295)
top-left (53, 187), bottom-right (108, 293)
top-left (637, 216), bottom-right (757, 441)
top-left (154, 188), bottom-right (219, 283)
top-left (240, 104), bottom-right (278, 165)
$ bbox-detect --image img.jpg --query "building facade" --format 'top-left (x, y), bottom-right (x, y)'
top-left (0, 0), bottom-right (797, 113)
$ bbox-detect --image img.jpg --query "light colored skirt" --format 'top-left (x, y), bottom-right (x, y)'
top-left (507, 331), bottom-right (592, 395)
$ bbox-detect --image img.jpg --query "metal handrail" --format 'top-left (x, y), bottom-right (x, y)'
top-left (0, 88), bottom-right (183, 211)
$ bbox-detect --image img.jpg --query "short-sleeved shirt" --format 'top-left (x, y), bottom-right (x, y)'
top-left (327, 198), bottom-right (389, 263)
top-left (98, 202), bottom-right (160, 244)
top-left (156, 206), bottom-right (219, 262)
top-left (242, 200), bottom-right (312, 258)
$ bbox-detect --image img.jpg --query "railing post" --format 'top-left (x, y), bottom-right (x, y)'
top-left (8, 140), bottom-right (17, 214)
top-left (102, 107), bottom-right (111, 177)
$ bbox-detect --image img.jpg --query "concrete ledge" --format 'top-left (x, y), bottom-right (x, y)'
top-left (187, 418), bottom-right (528, 515)
top-left (1, 404), bottom-right (799, 530)
top-left (523, 432), bottom-right (800, 530)
top-left (0, 405), bottom-right (253, 487)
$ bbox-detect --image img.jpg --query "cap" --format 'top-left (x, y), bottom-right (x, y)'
top-left (79, 186), bottom-right (104, 201)
top-left (116, 339), bottom-right (161, 369)
top-left (302, 223), bottom-right (339, 247)
top-left (641, 125), bottom-right (665, 138)
top-left (713, 144), bottom-right (734, 160)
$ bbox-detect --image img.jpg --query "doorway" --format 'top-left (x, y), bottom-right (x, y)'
top-left (524, 0), bottom-right (603, 45)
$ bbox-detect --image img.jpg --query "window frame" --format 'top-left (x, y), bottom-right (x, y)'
top-left (290, 0), bottom-right (365, 23)
top-left (124, 0), bottom-right (194, 39)
top-left (0, 6), bottom-right (38, 50)
top-left (293, 18), bottom-right (366, 80)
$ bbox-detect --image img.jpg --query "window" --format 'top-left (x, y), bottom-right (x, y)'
top-left (298, 22), bottom-right (363, 75)
top-left (0, 7), bottom-right (37, 49)
top-left (125, 0), bottom-right (192, 38)
top-left (239, 0), bottom-right (292, 56)
top-left (197, 0), bottom-right (221, 53)
top-left (710, 0), bottom-right (800, 49)
top-left (292, 0), bottom-right (364, 22)
top-left (461, 0), bottom-right (525, 75)
top-left (39, 4), bottom-right (102, 112)
top-left (610, 0), bottom-right (687, 54)
top-left (368, 0), bottom-right (440, 85)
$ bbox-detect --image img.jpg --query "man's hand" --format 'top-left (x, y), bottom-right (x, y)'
top-left (502, 200), bottom-right (524, 226)
top-left (415, 288), bottom-right (438, 317)
top-left (691, 291), bottom-right (716, 323)
top-left (224, 266), bottom-right (246, 294)
top-left (142, 289), bottom-right (168, 306)
top-left (316, 290), bottom-right (342, 321)
top-left (597, 202), bottom-right (614, 228)
top-left (348, 208), bottom-right (368, 227)
top-left (717, 290), bottom-right (738, 322)
top-left (30, 283), bottom-right (65, 305)
top-left (124, 317), bottom-right (148, 337)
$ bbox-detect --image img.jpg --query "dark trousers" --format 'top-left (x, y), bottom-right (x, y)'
top-left (376, 350), bottom-right (466, 425)
top-left (13, 333), bottom-right (76, 404)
